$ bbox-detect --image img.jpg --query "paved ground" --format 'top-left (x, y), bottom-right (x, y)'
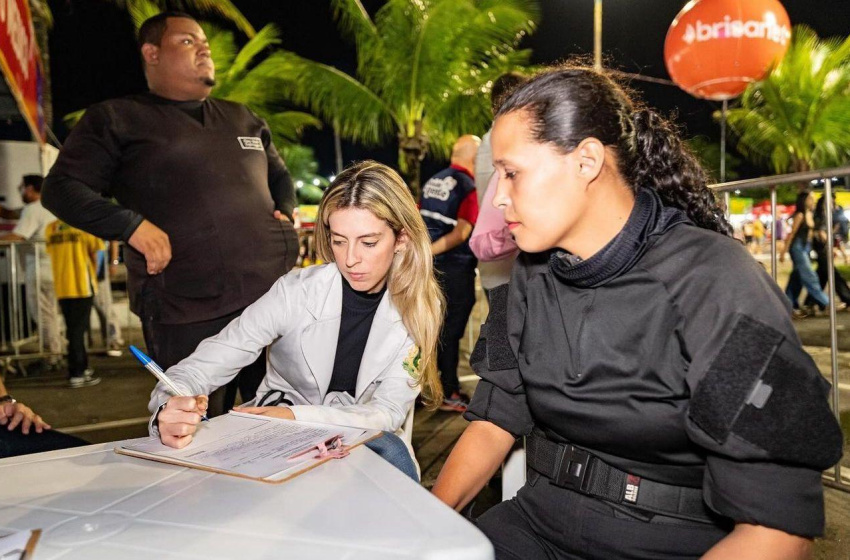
top-left (3, 262), bottom-right (850, 557)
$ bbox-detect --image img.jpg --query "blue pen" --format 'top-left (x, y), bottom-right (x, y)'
top-left (129, 345), bottom-right (209, 421)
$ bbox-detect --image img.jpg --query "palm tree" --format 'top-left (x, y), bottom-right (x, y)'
top-left (725, 25), bottom-right (850, 174)
top-left (265, 0), bottom-right (539, 197)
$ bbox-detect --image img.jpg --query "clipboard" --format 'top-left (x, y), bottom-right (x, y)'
top-left (115, 412), bottom-right (382, 484)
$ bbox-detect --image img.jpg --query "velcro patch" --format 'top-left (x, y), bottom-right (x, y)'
top-left (485, 284), bottom-right (518, 371)
top-left (689, 313), bottom-right (843, 469)
top-left (689, 314), bottom-right (782, 444)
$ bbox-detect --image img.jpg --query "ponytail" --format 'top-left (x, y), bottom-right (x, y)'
top-left (627, 109), bottom-right (732, 236)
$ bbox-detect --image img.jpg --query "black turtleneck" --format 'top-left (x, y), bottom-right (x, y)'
top-left (328, 279), bottom-right (387, 396)
top-left (145, 92), bottom-right (204, 124)
top-left (548, 188), bottom-right (690, 288)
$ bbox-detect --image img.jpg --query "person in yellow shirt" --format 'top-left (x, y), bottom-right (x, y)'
top-left (45, 221), bottom-right (105, 388)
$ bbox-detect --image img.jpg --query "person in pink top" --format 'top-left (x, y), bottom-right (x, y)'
top-left (470, 173), bottom-right (519, 264)
top-left (471, 74), bottom-right (525, 296)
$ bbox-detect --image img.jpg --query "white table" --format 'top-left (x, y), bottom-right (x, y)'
top-left (0, 440), bottom-right (494, 559)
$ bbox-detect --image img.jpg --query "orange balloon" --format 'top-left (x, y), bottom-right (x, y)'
top-left (664, 0), bottom-right (791, 100)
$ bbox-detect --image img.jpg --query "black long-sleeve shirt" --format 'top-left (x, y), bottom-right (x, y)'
top-left (43, 92), bottom-right (298, 323)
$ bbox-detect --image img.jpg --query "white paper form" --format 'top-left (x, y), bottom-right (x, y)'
top-left (122, 413), bottom-right (369, 480)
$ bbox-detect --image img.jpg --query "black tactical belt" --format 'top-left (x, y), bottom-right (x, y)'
top-left (526, 430), bottom-right (714, 523)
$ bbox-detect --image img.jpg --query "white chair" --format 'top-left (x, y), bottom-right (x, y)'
top-left (502, 440), bottom-right (526, 501)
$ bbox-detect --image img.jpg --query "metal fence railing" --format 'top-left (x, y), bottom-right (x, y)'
top-left (0, 240), bottom-right (54, 373)
top-left (710, 164), bottom-right (850, 493)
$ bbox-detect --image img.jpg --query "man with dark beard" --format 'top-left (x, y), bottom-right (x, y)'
top-left (43, 13), bottom-right (298, 416)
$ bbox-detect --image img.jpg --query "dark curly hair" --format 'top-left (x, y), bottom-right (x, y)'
top-left (496, 66), bottom-right (732, 236)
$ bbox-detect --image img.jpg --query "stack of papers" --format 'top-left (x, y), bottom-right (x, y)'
top-left (116, 412), bottom-right (379, 483)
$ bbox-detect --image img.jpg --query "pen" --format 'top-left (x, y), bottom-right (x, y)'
top-left (129, 345), bottom-right (209, 421)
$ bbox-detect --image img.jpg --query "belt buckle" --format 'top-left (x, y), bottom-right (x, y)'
top-left (553, 445), bottom-right (591, 492)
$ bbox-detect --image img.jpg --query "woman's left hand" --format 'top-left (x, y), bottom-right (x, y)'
top-left (235, 406), bottom-right (295, 420)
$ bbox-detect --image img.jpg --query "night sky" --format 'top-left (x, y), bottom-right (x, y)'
top-left (45, 0), bottom-right (850, 180)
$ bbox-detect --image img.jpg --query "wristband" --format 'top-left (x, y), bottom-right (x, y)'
top-left (0, 395), bottom-right (16, 405)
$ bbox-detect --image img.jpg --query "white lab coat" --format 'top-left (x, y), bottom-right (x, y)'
top-left (148, 263), bottom-right (420, 457)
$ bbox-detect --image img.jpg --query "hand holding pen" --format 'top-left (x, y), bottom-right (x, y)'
top-left (157, 395), bottom-right (210, 449)
top-left (130, 345), bottom-right (210, 449)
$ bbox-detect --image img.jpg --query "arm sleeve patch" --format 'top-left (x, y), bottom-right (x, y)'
top-left (689, 313), bottom-right (843, 470)
top-left (480, 283), bottom-right (518, 372)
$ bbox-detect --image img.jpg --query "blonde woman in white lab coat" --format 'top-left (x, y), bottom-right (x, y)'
top-left (148, 161), bottom-right (444, 480)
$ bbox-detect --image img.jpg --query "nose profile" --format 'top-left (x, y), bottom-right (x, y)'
top-left (493, 177), bottom-right (509, 209)
top-left (345, 245), bottom-right (361, 268)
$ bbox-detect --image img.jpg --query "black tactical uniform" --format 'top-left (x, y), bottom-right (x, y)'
top-left (467, 189), bottom-right (843, 559)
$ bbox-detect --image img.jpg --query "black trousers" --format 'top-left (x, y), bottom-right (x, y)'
top-left (58, 297), bottom-right (93, 378)
top-left (476, 470), bottom-right (729, 560)
top-left (141, 308), bottom-right (266, 418)
top-left (436, 266), bottom-right (477, 396)
top-left (0, 426), bottom-right (88, 458)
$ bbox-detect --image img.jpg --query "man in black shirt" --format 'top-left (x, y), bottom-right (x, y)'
top-left (42, 12), bottom-right (299, 415)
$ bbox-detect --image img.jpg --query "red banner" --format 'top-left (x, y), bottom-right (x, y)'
top-left (0, 0), bottom-right (43, 142)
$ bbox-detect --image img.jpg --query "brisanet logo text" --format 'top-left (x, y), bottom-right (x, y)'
top-left (682, 13), bottom-right (791, 46)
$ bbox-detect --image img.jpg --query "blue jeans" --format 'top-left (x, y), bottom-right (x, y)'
top-left (786, 238), bottom-right (829, 308)
top-left (365, 431), bottom-right (419, 482)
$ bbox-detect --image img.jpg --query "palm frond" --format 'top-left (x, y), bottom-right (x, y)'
top-left (63, 109), bottom-right (87, 129)
top-left (281, 144), bottom-right (320, 180)
top-left (202, 22), bottom-right (237, 80)
top-left (265, 111), bottom-right (324, 144)
top-left (227, 24), bottom-right (281, 82)
top-left (331, 0), bottom-right (377, 45)
top-left (257, 51), bottom-right (399, 146)
top-left (99, 0), bottom-right (255, 37)
top-left (368, 0), bottom-right (537, 118)
top-left (126, 0), bottom-right (161, 31)
top-left (169, 0), bottom-right (255, 37)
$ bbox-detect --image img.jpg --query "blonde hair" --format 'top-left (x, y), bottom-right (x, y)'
top-left (315, 161), bottom-right (445, 407)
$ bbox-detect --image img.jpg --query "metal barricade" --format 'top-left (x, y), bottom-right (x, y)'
top-left (0, 239), bottom-right (55, 372)
top-left (710, 164), bottom-right (850, 493)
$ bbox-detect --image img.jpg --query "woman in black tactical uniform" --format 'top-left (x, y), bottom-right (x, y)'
top-left (432, 66), bottom-right (843, 559)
